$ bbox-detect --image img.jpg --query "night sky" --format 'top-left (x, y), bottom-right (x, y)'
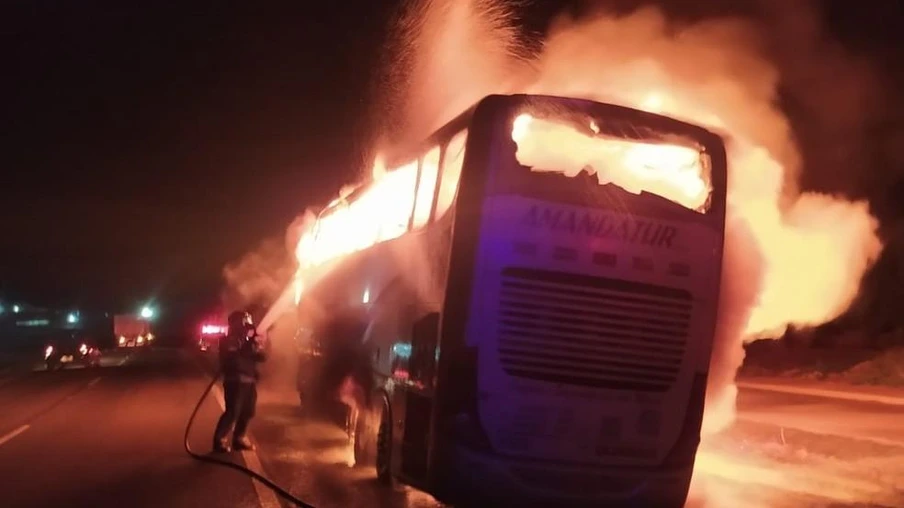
top-left (2, 1), bottom-right (903, 331)
top-left (2, 3), bottom-right (394, 319)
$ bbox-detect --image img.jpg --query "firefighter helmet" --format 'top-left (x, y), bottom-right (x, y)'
top-left (227, 310), bottom-right (253, 334)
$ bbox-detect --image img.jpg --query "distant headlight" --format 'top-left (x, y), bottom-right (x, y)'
top-left (44, 345), bottom-right (54, 360)
top-left (118, 336), bottom-right (126, 345)
top-left (136, 336), bottom-right (145, 345)
top-left (79, 343), bottom-right (88, 355)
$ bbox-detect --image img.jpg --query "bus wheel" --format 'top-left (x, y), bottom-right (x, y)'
top-left (375, 401), bottom-right (392, 484)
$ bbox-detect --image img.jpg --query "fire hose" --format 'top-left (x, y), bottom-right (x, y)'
top-left (183, 369), bottom-right (316, 508)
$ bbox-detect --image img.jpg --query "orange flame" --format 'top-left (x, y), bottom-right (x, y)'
top-left (512, 112), bottom-right (711, 211)
top-left (519, 10), bottom-right (883, 433)
top-left (286, 138), bottom-right (464, 313)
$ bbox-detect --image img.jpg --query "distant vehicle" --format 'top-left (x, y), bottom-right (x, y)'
top-left (293, 94), bottom-right (727, 507)
top-left (44, 332), bottom-right (101, 370)
top-left (198, 323), bottom-right (227, 352)
top-left (114, 314), bottom-right (153, 347)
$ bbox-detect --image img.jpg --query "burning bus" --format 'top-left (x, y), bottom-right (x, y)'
top-left (292, 94), bottom-right (726, 507)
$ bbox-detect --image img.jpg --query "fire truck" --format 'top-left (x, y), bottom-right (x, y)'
top-left (198, 322), bottom-right (227, 352)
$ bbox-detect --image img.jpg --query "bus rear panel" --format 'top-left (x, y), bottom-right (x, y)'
top-left (433, 95), bottom-right (726, 506)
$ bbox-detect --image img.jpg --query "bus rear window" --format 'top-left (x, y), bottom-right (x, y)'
top-left (510, 113), bottom-right (712, 214)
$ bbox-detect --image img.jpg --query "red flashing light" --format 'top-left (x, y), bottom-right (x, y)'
top-left (201, 324), bottom-right (227, 335)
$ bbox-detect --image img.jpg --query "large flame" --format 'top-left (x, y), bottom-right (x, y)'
top-left (291, 148), bottom-right (457, 275)
top-left (291, 106), bottom-right (715, 295)
top-left (523, 8), bottom-right (883, 343)
top-left (380, 2), bottom-right (882, 434)
top-left (512, 112), bottom-right (712, 211)
top-left (515, 12), bottom-right (882, 433)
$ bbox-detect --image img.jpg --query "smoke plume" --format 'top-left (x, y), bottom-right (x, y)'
top-left (379, 0), bottom-right (533, 147)
top-left (222, 237), bottom-right (296, 311)
top-left (702, 212), bottom-right (763, 434)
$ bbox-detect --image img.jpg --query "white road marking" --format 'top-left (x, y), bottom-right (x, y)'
top-left (87, 377), bottom-right (101, 389)
top-left (0, 424), bottom-right (30, 448)
top-left (738, 381), bottom-right (904, 406)
top-left (240, 446), bottom-right (283, 508)
top-left (210, 384), bottom-right (282, 508)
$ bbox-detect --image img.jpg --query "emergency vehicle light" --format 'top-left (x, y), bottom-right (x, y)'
top-left (201, 324), bottom-right (227, 335)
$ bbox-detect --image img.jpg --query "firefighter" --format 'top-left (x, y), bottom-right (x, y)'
top-left (213, 310), bottom-right (266, 453)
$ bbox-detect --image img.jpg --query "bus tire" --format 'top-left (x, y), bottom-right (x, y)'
top-left (375, 399), bottom-right (392, 484)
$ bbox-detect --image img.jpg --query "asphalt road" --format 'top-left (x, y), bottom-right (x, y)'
top-left (0, 347), bottom-right (261, 508)
top-left (692, 381), bottom-right (904, 508)
top-left (0, 346), bottom-right (441, 508)
top-left (2, 347), bottom-right (903, 508)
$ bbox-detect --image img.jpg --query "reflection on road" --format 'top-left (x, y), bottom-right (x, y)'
top-left (690, 385), bottom-right (904, 507)
top-left (250, 389), bottom-right (446, 508)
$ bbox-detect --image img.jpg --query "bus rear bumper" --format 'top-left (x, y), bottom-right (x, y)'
top-left (442, 445), bottom-right (694, 508)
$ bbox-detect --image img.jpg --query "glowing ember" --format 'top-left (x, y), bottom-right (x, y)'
top-left (511, 113), bottom-right (711, 211)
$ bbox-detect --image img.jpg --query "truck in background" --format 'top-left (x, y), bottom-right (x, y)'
top-left (114, 314), bottom-right (153, 347)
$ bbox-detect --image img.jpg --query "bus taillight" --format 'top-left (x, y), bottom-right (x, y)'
top-left (201, 324), bottom-right (227, 336)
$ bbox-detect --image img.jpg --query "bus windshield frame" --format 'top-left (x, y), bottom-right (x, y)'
top-left (479, 96), bottom-right (727, 227)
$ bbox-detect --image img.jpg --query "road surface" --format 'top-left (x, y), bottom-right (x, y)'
top-left (692, 380), bottom-right (904, 508)
top-left (2, 347), bottom-right (903, 507)
top-left (0, 347), bottom-right (440, 508)
top-left (0, 347), bottom-right (262, 508)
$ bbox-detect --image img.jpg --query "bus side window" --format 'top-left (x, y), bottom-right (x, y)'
top-left (372, 159), bottom-right (418, 241)
top-left (412, 146), bottom-right (440, 228)
top-left (435, 131), bottom-right (466, 219)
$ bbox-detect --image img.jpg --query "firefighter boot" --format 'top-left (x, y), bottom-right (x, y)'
top-left (233, 435), bottom-right (255, 451)
top-left (213, 438), bottom-right (232, 453)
